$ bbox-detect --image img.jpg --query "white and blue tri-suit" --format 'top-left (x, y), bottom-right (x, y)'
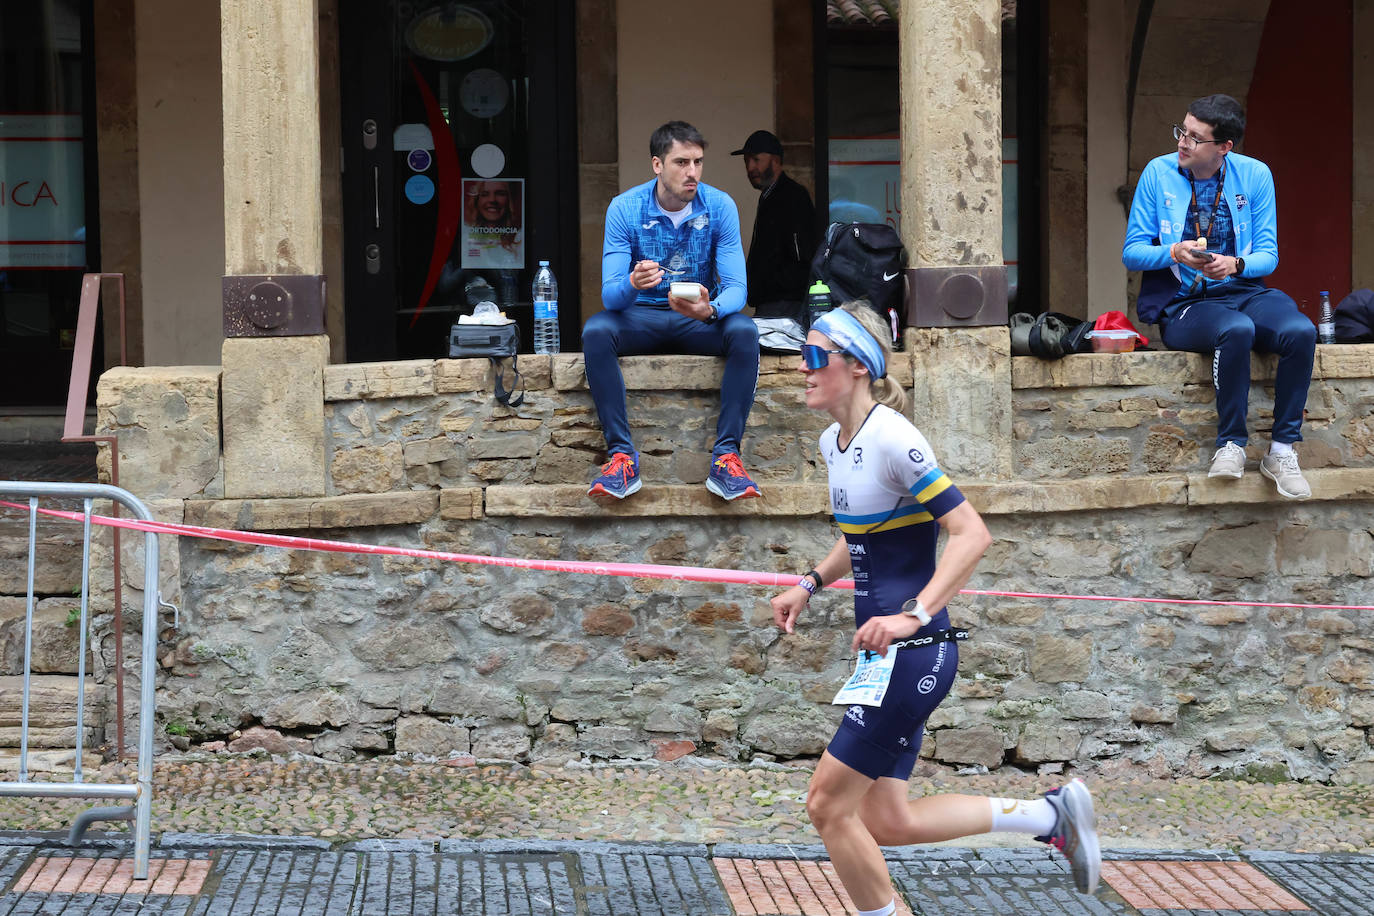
top-left (823, 404), bottom-right (969, 781)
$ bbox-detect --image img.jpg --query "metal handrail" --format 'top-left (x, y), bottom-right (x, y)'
top-left (62, 273), bottom-right (129, 757)
top-left (0, 481), bottom-right (160, 879)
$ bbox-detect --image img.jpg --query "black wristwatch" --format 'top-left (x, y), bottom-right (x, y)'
top-left (706, 304), bottom-right (719, 322)
top-left (1234, 257), bottom-right (1245, 277)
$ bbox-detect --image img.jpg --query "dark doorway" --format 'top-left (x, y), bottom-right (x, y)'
top-left (0, 0), bottom-right (101, 407)
top-left (339, 0), bottom-right (579, 362)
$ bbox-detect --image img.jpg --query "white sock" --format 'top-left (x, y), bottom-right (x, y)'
top-left (1270, 441), bottom-right (1295, 458)
top-left (857, 901), bottom-right (896, 916)
top-left (988, 797), bottom-right (1058, 835)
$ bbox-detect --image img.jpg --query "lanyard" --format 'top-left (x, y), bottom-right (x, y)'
top-left (1187, 159), bottom-right (1226, 244)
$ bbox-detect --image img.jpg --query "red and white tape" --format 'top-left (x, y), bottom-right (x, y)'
top-left (4, 500), bottom-right (1373, 612)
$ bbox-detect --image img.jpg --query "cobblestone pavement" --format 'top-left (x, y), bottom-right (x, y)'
top-left (2, 754), bottom-right (1372, 851)
top-left (0, 755), bottom-right (1372, 913)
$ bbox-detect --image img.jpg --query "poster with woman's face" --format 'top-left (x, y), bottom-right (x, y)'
top-left (461, 178), bottom-right (524, 269)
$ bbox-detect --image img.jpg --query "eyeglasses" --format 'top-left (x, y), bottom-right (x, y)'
top-left (801, 344), bottom-right (845, 369)
top-left (1172, 125), bottom-right (1227, 150)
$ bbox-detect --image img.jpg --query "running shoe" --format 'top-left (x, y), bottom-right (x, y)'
top-left (1260, 450), bottom-right (1311, 500)
top-left (1207, 441), bottom-right (1246, 479)
top-left (588, 452), bottom-right (641, 499)
top-left (705, 452), bottom-right (761, 500)
top-left (1037, 778), bottom-right (1101, 895)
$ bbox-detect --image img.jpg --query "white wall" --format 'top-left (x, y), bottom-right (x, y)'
top-left (136, 0), bottom-right (225, 365)
top-left (616, 1), bottom-right (774, 258)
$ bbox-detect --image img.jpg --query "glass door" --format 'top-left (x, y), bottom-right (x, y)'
top-left (0, 0), bottom-right (99, 406)
top-left (340, 0), bottom-right (578, 361)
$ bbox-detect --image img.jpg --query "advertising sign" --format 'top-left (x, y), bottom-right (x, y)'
top-left (461, 178), bottom-right (524, 269)
top-left (0, 114), bottom-right (85, 269)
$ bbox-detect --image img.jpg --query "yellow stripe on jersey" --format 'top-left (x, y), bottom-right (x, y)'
top-left (837, 511), bottom-right (934, 534)
top-left (915, 472), bottom-right (953, 505)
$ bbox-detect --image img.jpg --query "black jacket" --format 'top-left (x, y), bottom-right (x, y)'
top-left (747, 171), bottom-right (815, 311)
top-left (1335, 288), bottom-right (1374, 342)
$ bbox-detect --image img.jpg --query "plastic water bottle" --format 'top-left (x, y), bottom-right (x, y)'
top-left (1318, 290), bottom-right (1336, 345)
top-left (806, 279), bottom-right (831, 331)
top-left (532, 260), bottom-right (560, 354)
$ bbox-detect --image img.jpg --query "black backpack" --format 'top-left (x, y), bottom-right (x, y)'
top-left (810, 222), bottom-right (908, 337)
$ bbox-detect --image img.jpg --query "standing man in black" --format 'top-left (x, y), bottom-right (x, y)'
top-left (732, 130), bottom-right (816, 318)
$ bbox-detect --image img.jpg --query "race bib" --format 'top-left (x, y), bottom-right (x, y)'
top-left (832, 649), bottom-right (897, 707)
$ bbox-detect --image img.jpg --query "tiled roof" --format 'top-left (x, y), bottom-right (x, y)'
top-left (826, 0), bottom-right (1017, 28)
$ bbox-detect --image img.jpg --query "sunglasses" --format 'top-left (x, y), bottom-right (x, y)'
top-left (801, 344), bottom-right (845, 369)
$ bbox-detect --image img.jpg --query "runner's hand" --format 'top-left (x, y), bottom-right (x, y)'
top-left (771, 587), bottom-right (808, 634)
top-left (851, 613), bottom-right (921, 657)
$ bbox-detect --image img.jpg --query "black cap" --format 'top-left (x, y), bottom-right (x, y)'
top-left (730, 129), bottom-right (783, 157)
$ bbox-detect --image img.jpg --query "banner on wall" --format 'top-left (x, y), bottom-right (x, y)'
top-left (0, 114), bottom-right (86, 269)
top-left (461, 178), bottom-right (524, 269)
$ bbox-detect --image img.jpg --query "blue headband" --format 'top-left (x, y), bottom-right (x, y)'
top-left (813, 309), bottom-right (887, 380)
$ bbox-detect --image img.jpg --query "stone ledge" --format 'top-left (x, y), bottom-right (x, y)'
top-left (484, 484), bottom-right (829, 517)
top-left (1186, 467), bottom-right (1374, 505)
top-left (962, 476), bottom-right (1188, 514)
top-left (184, 492), bottom-right (440, 530)
top-left (1013, 343), bottom-right (1374, 390)
top-left (548, 352), bottom-right (914, 392)
top-left (1317, 344), bottom-right (1374, 379)
top-left (323, 360), bottom-right (435, 401)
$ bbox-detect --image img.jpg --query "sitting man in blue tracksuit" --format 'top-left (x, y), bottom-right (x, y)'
top-left (583, 121), bottom-right (761, 502)
top-left (1123, 94), bottom-right (1316, 500)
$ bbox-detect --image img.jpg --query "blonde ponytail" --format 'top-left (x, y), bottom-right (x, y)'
top-left (839, 301), bottom-right (906, 413)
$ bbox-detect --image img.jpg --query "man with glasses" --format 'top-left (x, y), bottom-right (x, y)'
top-left (583, 121), bottom-right (761, 501)
top-left (1123, 94), bottom-right (1316, 499)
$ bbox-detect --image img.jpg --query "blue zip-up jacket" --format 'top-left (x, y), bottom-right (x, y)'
top-left (1122, 151), bottom-right (1280, 324)
top-left (601, 178), bottom-right (747, 314)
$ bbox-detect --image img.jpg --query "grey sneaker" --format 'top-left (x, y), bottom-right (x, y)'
top-left (1207, 441), bottom-right (1246, 478)
top-left (1038, 778), bottom-right (1101, 895)
top-left (1261, 451), bottom-right (1311, 499)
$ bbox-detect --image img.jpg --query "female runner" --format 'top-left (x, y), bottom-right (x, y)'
top-left (770, 302), bottom-right (1102, 915)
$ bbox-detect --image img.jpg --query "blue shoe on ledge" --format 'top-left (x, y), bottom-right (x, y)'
top-left (588, 452), bottom-right (641, 499)
top-left (705, 452), bottom-right (761, 501)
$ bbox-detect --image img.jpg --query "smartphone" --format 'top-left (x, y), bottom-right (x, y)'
top-left (1189, 248), bottom-right (1216, 262)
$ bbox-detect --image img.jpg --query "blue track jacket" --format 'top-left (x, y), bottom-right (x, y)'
top-left (601, 178), bottom-right (747, 315)
top-left (1122, 151), bottom-right (1280, 324)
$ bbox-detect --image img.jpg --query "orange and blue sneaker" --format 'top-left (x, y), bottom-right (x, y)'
top-left (1037, 778), bottom-right (1101, 895)
top-left (588, 451), bottom-right (641, 499)
top-left (705, 452), bottom-right (761, 501)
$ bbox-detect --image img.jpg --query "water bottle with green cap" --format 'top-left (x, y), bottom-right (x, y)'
top-left (806, 279), bottom-right (832, 332)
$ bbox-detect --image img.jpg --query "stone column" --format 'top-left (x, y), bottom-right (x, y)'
top-left (900, 0), bottom-right (1013, 480)
top-left (220, 0), bottom-right (328, 498)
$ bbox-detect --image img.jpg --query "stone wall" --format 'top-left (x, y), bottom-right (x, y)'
top-left (88, 344), bottom-right (1374, 781)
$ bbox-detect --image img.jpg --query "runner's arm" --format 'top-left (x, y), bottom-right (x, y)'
top-left (771, 536), bottom-right (850, 634)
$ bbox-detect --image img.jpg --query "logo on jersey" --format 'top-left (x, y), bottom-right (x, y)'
top-left (907, 448), bottom-right (924, 465)
top-left (847, 542), bottom-right (866, 556)
top-left (642, 220), bottom-right (660, 230)
top-left (852, 447), bottom-right (863, 466)
top-left (845, 706), bottom-right (866, 727)
top-left (690, 213), bottom-right (709, 231)
top-left (1234, 193), bottom-right (1247, 211)
top-left (832, 487), bottom-right (849, 512)
top-left (917, 674), bottom-right (938, 694)
top-left (897, 736), bottom-right (910, 747)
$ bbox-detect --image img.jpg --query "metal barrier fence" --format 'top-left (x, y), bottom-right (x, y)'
top-left (0, 482), bottom-right (162, 879)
